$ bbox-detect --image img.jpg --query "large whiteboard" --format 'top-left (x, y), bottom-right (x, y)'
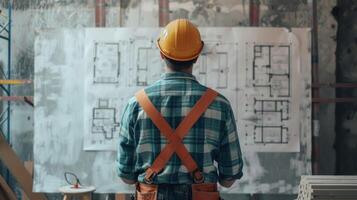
top-left (34, 28), bottom-right (311, 193)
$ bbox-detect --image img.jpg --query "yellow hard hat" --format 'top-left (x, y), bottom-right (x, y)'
top-left (157, 19), bottom-right (204, 61)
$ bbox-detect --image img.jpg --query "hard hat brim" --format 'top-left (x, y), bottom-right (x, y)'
top-left (157, 39), bottom-right (204, 61)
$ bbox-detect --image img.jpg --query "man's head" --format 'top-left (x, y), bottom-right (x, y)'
top-left (157, 19), bottom-right (203, 73)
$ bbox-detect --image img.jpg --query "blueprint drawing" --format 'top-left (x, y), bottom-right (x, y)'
top-left (83, 29), bottom-right (163, 150)
top-left (83, 28), bottom-right (304, 152)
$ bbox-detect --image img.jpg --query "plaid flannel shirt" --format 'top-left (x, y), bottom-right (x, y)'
top-left (117, 72), bottom-right (243, 184)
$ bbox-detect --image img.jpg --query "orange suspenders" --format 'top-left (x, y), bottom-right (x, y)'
top-left (135, 88), bottom-right (218, 183)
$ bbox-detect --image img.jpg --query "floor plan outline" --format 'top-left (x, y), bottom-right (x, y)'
top-left (252, 44), bottom-right (291, 98)
top-left (93, 42), bottom-right (121, 84)
top-left (91, 98), bottom-right (120, 140)
top-left (240, 41), bottom-right (298, 151)
top-left (253, 99), bottom-right (290, 144)
top-left (133, 39), bottom-right (164, 87)
top-left (194, 41), bottom-right (238, 90)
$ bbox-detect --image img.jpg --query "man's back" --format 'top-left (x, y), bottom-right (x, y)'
top-left (117, 72), bottom-right (243, 185)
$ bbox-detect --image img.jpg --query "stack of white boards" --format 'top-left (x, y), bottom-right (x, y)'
top-left (297, 176), bottom-right (357, 200)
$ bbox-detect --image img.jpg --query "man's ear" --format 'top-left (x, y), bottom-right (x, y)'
top-left (160, 52), bottom-right (165, 59)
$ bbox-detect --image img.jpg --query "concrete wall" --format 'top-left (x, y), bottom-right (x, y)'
top-left (316, 0), bottom-right (337, 175)
top-left (0, 0), bottom-right (340, 199)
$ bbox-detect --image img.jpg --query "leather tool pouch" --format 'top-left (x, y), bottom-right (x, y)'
top-left (135, 183), bottom-right (158, 200)
top-left (192, 183), bottom-right (220, 200)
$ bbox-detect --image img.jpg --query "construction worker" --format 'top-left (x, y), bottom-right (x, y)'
top-left (117, 19), bottom-right (243, 200)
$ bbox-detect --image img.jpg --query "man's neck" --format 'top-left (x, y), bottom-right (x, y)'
top-left (165, 67), bottom-right (193, 74)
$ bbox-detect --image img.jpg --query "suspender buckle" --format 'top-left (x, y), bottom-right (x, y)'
top-left (144, 167), bottom-right (157, 184)
top-left (192, 168), bottom-right (204, 184)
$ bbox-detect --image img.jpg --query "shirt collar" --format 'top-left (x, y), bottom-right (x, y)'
top-left (161, 72), bottom-right (197, 81)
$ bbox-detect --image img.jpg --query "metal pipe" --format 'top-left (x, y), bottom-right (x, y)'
top-left (159, 0), bottom-right (169, 27)
top-left (249, 0), bottom-right (260, 26)
top-left (6, 0), bottom-right (12, 184)
top-left (0, 79), bottom-right (32, 84)
top-left (95, 0), bottom-right (106, 27)
top-left (0, 95), bottom-right (34, 107)
top-left (6, 0), bottom-right (11, 144)
top-left (0, 96), bottom-right (33, 101)
top-left (249, 1), bottom-right (260, 198)
top-left (311, 0), bottom-right (320, 175)
top-left (312, 83), bottom-right (357, 88)
top-left (312, 98), bottom-right (357, 103)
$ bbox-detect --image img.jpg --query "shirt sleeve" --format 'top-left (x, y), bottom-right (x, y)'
top-left (117, 99), bottom-right (138, 181)
top-left (217, 103), bottom-right (243, 181)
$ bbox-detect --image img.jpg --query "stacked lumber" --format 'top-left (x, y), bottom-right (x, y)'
top-left (297, 176), bottom-right (357, 200)
top-left (0, 134), bottom-right (47, 200)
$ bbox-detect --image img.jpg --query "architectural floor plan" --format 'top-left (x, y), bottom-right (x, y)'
top-left (238, 42), bottom-right (299, 151)
top-left (194, 42), bottom-right (237, 89)
top-left (91, 98), bottom-right (119, 140)
top-left (252, 99), bottom-right (289, 144)
top-left (193, 41), bottom-right (239, 118)
top-left (252, 45), bottom-right (291, 142)
top-left (82, 28), bottom-right (305, 152)
top-left (133, 40), bottom-right (163, 87)
top-left (93, 42), bottom-right (121, 84)
top-left (252, 45), bottom-right (291, 97)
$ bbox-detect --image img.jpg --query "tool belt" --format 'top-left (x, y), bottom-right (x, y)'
top-left (135, 182), bottom-right (220, 200)
top-left (135, 182), bottom-right (158, 200)
top-left (134, 88), bottom-right (219, 200)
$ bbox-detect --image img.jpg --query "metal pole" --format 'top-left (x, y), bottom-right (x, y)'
top-left (6, 0), bottom-right (12, 184)
top-left (249, 0), bottom-right (260, 26)
top-left (312, 98), bottom-right (357, 103)
top-left (311, 0), bottom-right (320, 175)
top-left (7, 0), bottom-right (12, 146)
top-left (95, 0), bottom-right (106, 27)
top-left (249, 1), bottom-right (260, 199)
top-left (159, 0), bottom-right (169, 27)
top-left (312, 83), bottom-right (357, 88)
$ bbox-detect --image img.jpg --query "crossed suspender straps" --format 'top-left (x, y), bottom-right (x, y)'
top-left (135, 88), bottom-right (218, 183)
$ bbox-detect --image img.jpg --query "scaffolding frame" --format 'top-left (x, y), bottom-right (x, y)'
top-left (0, 0), bottom-right (12, 186)
top-left (0, 1), bottom-right (12, 147)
